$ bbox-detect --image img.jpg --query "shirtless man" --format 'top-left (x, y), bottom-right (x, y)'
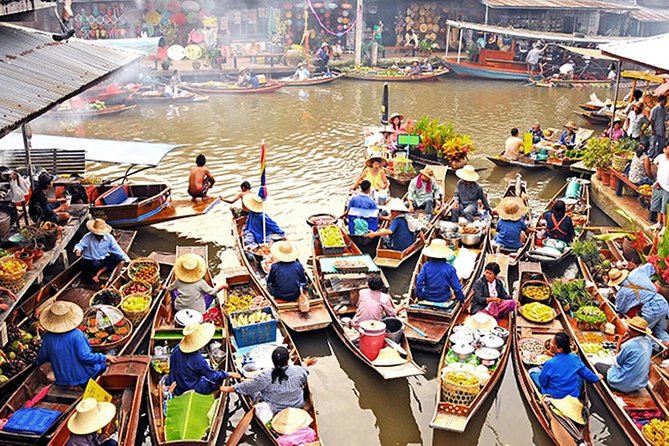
top-left (188, 154), bottom-right (215, 200)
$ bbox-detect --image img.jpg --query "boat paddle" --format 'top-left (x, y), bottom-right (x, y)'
top-left (225, 406), bottom-right (255, 446)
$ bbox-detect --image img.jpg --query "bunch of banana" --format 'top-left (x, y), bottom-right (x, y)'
top-left (231, 310), bottom-right (273, 328)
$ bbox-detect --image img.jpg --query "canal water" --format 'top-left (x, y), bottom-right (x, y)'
top-left (34, 78), bottom-right (628, 445)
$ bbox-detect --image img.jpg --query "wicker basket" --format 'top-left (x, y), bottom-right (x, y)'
top-left (521, 280), bottom-right (551, 303)
top-left (120, 280), bottom-right (153, 297)
top-left (441, 371), bottom-right (481, 406)
top-left (0, 257), bottom-right (27, 293)
top-left (127, 257), bottom-right (160, 286)
top-left (89, 287), bottom-right (122, 307)
top-left (120, 293), bottom-right (152, 324)
top-left (611, 153), bottom-right (631, 172)
top-left (82, 307), bottom-right (133, 351)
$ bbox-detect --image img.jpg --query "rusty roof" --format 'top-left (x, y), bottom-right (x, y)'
top-left (0, 23), bottom-right (141, 139)
top-left (481, 0), bottom-right (636, 10)
top-left (629, 6), bottom-right (669, 23)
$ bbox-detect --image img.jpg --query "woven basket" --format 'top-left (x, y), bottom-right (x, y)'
top-left (120, 293), bottom-right (152, 324)
top-left (611, 153), bottom-right (630, 172)
top-left (89, 287), bottom-right (122, 307)
top-left (0, 257), bottom-right (27, 293)
top-left (127, 257), bottom-right (160, 286)
top-left (120, 280), bottom-right (153, 297)
top-left (441, 371), bottom-right (481, 406)
top-left (521, 280), bottom-right (551, 303)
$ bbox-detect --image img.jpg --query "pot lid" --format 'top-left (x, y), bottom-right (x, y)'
top-left (476, 347), bottom-right (501, 360)
top-left (452, 343), bottom-right (474, 355)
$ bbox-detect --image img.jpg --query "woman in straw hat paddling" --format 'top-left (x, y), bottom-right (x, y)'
top-left (74, 219), bottom-right (130, 284)
top-left (166, 253), bottom-right (227, 315)
top-left (65, 398), bottom-right (118, 446)
top-left (266, 241), bottom-right (307, 302)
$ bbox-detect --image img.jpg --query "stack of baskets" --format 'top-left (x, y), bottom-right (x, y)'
top-left (441, 371), bottom-right (481, 406)
top-left (0, 257), bottom-right (27, 293)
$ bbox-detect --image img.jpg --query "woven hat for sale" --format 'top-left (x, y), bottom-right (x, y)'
top-left (271, 408), bottom-right (313, 435)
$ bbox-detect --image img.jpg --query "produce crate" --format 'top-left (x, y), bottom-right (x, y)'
top-left (230, 307), bottom-right (277, 348)
top-left (317, 225), bottom-right (346, 255)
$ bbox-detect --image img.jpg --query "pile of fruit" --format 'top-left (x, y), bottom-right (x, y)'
top-left (522, 285), bottom-right (551, 302)
top-left (88, 101), bottom-right (107, 111)
top-left (643, 419), bottom-right (669, 445)
top-left (0, 288), bottom-right (14, 312)
top-left (444, 370), bottom-right (480, 387)
top-left (79, 314), bottom-right (131, 347)
top-left (81, 175), bottom-right (102, 185)
top-left (121, 280), bottom-right (151, 296)
top-left (319, 225), bottom-right (345, 248)
top-left (91, 288), bottom-right (122, 307)
top-left (518, 337), bottom-right (548, 365)
top-left (230, 310), bottom-right (273, 328)
top-left (333, 258), bottom-right (368, 270)
top-left (639, 184), bottom-right (653, 196)
top-left (574, 305), bottom-right (607, 327)
top-left (129, 260), bottom-right (159, 283)
top-left (0, 321), bottom-right (41, 384)
top-left (520, 302), bottom-right (557, 323)
top-left (387, 157), bottom-right (415, 174)
top-left (121, 294), bottom-right (151, 313)
top-left (0, 258), bottom-right (27, 279)
top-left (345, 66), bottom-right (408, 77)
top-left (225, 292), bottom-right (253, 314)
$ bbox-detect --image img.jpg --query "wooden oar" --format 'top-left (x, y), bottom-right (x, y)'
top-left (404, 320), bottom-right (427, 337)
top-left (225, 406), bottom-right (255, 446)
top-left (116, 388), bottom-right (134, 440)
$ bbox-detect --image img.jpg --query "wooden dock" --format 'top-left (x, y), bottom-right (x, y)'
top-left (589, 176), bottom-right (655, 238)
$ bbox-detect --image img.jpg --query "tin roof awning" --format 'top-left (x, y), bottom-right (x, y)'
top-left (558, 45), bottom-right (616, 60)
top-left (91, 37), bottom-right (164, 56)
top-left (0, 23), bottom-right (142, 140)
top-left (629, 7), bottom-right (669, 23)
top-left (480, 0), bottom-right (636, 10)
top-left (0, 133), bottom-right (185, 167)
top-left (601, 33), bottom-right (669, 74)
top-left (445, 20), bottom-right (629, 44)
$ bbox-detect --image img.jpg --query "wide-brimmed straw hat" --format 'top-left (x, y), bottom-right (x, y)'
top-left (463, 312), bottom-right (498, 332)
top-left (321, 42), bottom-right (329, 48)
top-left (607, 268), bottom-right (628, 287)
top-left (627, 316), bottom-right (651, 335)
top-left (242, 194), bottom-right (266, 213)
top-left (387, 198), bottom-right (409, 213)
top-left (365, 155), bottom-right (387, 167)
top-left (238, 66), bottom-right (249, 73)
top-left (180, 322), bottom-right (216, 353)
top-left (272, 408), bottom-right (313, 435)
top-left (423, 239), bottom-right (454, 259)
top-left (419, 167), bottom-right (435, 179)
top-left (270, 241), bottom-right (299, 262)
top-left (496, 196), bottom-right (527, 221)
top-left (546, 395), bottom-right (586, 425)
top-left (564, 121), bottom-right (579, 130)
top-left (372, 347), bottom-right (406, 366)
top-left (389, 112), bottom-right (404, 121)
top-left (174, 253), bottom-right (206, 283)
top-left (67, 398), bottom-right (117, 435)
top-left (455, 165), bottom-right (479, 182)
top-left (40, 300), bottom-right (84, 333)
top-left (86, 218), bottom-right (112, 236)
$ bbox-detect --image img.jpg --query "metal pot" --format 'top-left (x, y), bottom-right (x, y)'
top-left (461, 230), bottom-right (482, 247)
top-left (452, 325), bottom-right (472, 336)
top-left (480, 334), bottom-right (505, 352)
top-left (452, 343), bottom-right (474, 361)
top-left (450, 332), bottom-right (473, 346)
top-left (439, 221), bottom-right (459, 234)
top-left (475, 347), bottom-right (501, 367)
top-left (491, 326), bottom-right (509, 341)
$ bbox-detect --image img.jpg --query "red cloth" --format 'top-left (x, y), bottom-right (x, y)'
top-left (416, 175), bottom-right (431, 193)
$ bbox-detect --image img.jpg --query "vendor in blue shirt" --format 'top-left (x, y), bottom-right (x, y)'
top-left (242, 193), bottom-right (285, 249)
top-left (593, 316), bottom-right (653, 393)
top-left (415, 238), bottom-right (465, 303)
top-left (266, 241), bottom-right (307, 302)
top-left (494, 196), bottom-right (529, 251)
top-left (558, 121), bottom-right (578, 149)
top-left (36, 301), bottom-right (110, 387)
top-left (529, 122), bottom-right (545, 144)
top-left (530, 332), bottom-right (599, 398)
top-left (167, 323), bottom-right (240, 396)
top-left (74, 218), bottom-right (130, 284)
top-left (343, 180), bottom-right (379, 236)
top-left (365, 198), bottom-right (420, 251)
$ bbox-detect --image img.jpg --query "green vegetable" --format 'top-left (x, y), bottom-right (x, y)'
top-left (165, 391), bottom-right (216, 441)
top-left (574, 305), bottom-right (607, 326)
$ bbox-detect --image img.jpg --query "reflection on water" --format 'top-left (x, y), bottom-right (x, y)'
top-left (34, 79), bottom-right (631, 445)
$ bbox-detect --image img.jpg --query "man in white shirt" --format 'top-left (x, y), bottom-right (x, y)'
top-left (502, 128), bottom-right (524, 161)
top-left (651, 143), bottom-right (669, 229)
top-left (559, 60), bottom-right (575, 79)
top-left (526, 43), bottom-right (546, 74)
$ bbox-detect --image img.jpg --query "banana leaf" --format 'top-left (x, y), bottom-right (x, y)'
top-left (593, 232), bottom-right (631, 242)
top-left (165, 391), bottom-right (215, 441)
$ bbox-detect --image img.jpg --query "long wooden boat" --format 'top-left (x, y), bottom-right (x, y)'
top-left (512, 261), bottom-right (594, 445)
top-left (50, 104), bottom-right (136, 119)
top-left (443, 59), bottom-right (529, 81)
top-left (224, 266), bottom-right (322, 445)
top-left (342, 69), bottom-right (447, 82)
top-left (525, 178), bottom-right (590, 266)
top-left (281, 73), bottom-right (343, 86)
top-left (48, 355), bottom-right (150, 446)
top-left (531, 78), bottom-right (613, 89)
top-left (486, 153), bottom-right (546, 170)
top-left (0, 356), bottom-right (148, 446)
top-left (231, 212), bottom-right (332, 332)
top-left (126, 90), bottom-right (210, 104)
top-left (0, 230), bottom-right (136, 396)
top-left (430, 253), bottom-right (513, 432)
top-left (146, 245), bottom-right (229, 446)
top-left (491, 173), bottom-right (533, 266)
top-left (311, 224), bottom-right (424, 379)
top-left (183, 81), bottom-right (283, 94)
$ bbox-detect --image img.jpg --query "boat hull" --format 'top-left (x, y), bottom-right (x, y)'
top-left (444, 61), bottom-right (528, 81)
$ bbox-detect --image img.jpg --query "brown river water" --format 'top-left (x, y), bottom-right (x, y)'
top-left (33, 78), bottom-right (627, 445)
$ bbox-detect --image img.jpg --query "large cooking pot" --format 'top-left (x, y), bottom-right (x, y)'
top-left (461, 230), bottom-right (482, 247)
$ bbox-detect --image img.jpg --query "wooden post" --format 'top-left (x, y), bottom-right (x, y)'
top-left (607, 62), bottom-right (622, 150)
top-left (456, 27), bottom-right (463, 63)
top-left (354, 0), bottom-right (363, 66)
top-left (445, 24), bottom-right (450, 56)
top-left (303, 6), bottom-right (310, 65)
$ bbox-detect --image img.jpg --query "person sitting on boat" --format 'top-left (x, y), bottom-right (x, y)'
top-left (493, 197), bottom-right (528, 252)
top-left (167, 323), bottom-right (239, 396)
top-left (242, 194), bottom-right (286, 248)
top-left (603, 117), bottom-right (627, 141)
top-left (407, 167), bottom-right (442, 217)
top-left (37, 301), bottom-right (112, 387)
top-left (529, 122), bottom-right (545, 144)
top-left (365, 198), bottom-right (421, 251)
top-left (542, 200), bottom-right (575, 244)
top-left (451, 165), bottom-right (491, 223)
top-left (236, 67), bottom-right (259, 88)
top-left (351, 274), bottom-right (403, 328)
top-left (558, 121), bottom-right (578, 149)
top-left (65, 398), bottom-right (118, 446)
top-left (222, 345), bottom-right (316, 416)
top-left (420, 58), bottom-right (433, 73)
top-left (353, 155), bottom-right (389, 191)
top-left (470, 262), bottom-right (515, 318)
top-left (558, 59), bottom-right (575, 80)
top-left (628, 144), bottom-right (654, 186)
top-left (408, 60), bottom-right (422, 76)
top-left (594, 316), bottom-right (653, 393)
top-left (74, 218), bottom-right (130, 284)
top-left (315, 42), bottom-right (330, 74)
top-left (167, 253), bottom-right (227, 315)
top-left (266, 241), bottom-right (307, 302)
top-left (188, 154), bottom-right (216, 200)
top-left (343, 180), bottom-right (379, 236)
top-left (221, 180), bottom-right (252, 216)
top-left (332, 41), bottom-right (343, 60)
top-left (165, 69), bottom-right (182, 97)
top-left (611, 263), bottom-right (669, 342)
top-left (389, 112), bottom-right (404, 133)
top-left (530, 332), bottom-right (599, 399)
top-left (292, 62), bottom-right (311, 81)
top-left (415, 239), bottom-right (465, 304)
top-left (502, 128), bottom-right (524, 161)
top-left (29, 172), bottom-right (70, 225)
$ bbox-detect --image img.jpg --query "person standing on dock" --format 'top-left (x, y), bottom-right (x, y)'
top-left (74, 219), bottom-right (130, 284)
top-left (651, 143), bottom-right (669, 229)
top-left (188, 154), bottom-right (216, 200)
top-left (650, 95), bottom-right (667, 158)
top-left (451, 166), bottom-right (490, 223)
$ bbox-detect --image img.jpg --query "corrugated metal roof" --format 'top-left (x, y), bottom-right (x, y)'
top-left (601, 33), bottom-right (669, 73)
top-left (481, 0), bottom-right (636, 10)
top-left (629, 6), bottom-right (669, 23)
top-left (0, 23), bottom-right (141, 139)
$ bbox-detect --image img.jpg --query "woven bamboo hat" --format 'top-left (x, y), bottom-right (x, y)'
top-left (496, 196), bottom-right (527, 221)
top-left (271, 408), bottom-right (313, 435)
top-left (564, 121), bottom-right (579, 130)
top-left (627, 316), bottom-right (651, 335)
top-left (419, 167), bottom-right (435, 179)
top-left (180, 322), bottom-right (216, 353)
top-left (389, 112), bottom-right (404, 121)
top-left (270, 241), bottom-right (299, 262)
top-left (464, 312), bottom-right (497, 332)
top-left (372, 346), bottom-right (406, 366)
top-left (174, 253), bottom-right (206, 283)
top-left (86, 218), bottom-right (112, 236)
top-left (607, 268), bottom-right (628, 287)
top-left (242, 194), bottom-right (266, 213)
top-left (423, 239), bottom-right (454, 259)
top-left (365, 155), bottom-right (387, 167)
top-left (455, 165), bottom-right (479, 182)
top-left (67, 398), bottom-right (117, 435)
top-left (40, 300), bottom-right (84, 333)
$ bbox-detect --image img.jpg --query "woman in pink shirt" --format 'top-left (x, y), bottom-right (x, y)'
top-left (352, 275), bottom-right (405, 328)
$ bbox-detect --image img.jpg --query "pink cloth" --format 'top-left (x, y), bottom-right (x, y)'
top-left (352, 289), bottom-right (397, 328)
top-left (415, 175), bottom-right (432, 193)
top-left (277, 427), bottom-right (317, 446)
top-left (482, 299), bottom-right (516, 320)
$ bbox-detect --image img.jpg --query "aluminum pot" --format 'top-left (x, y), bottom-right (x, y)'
top-left (475, 347), bottom-right (501, 367)
top-left (452, 343), bottom-right (474, 361)
top-left (450, 332), bottom-right (473, 346)
top-left (480, 334), bottom-right (505, 352)
top-left (461, 230), bottom-right (482, 246)
top-left (491, 326), bottom-right (509, 341)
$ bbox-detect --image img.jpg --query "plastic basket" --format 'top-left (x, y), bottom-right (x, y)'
top-left (230, 307), bottom-right (277, 348)
top-left (120, 280), bottom-right (153, 297)
top-left (317, 225), bottom-right (346, 255)
top-left (127, 257), bottom-right (160, 285)
top-left (120, 293), bottom-right (152, 324)
top-left (89, 287), bottom-right (122, 307)
top-left (441, 371), bottom-right (481, 406)
top-left (0, 257), bottom-right (27, 293)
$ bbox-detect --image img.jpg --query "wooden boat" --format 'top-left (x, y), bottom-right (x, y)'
top-left (224, 266), bottom-right (322, 445)
top-left (48, 355), bottom-right (150, 446)
top-left (342, 69), bottom-right (447, 82)
top-left (0, 230), bottom-right (136, 396)
top-left (491, 173), bottom-right (533, 266)
top-left (531, 78), bottom-right (613, 89)
top-left (444, 58), bottom-right (529, 81)
top-left (486, 153), bottom-right (546, 170)
top-left (311, 224), bottom-right (424, 379)
top-left (50, 104), bottom-right (136, 119)
top-left (281, 73), bottom-right (343, 86)
top-left (126, 90), bottom-right (209, 104)
top-left (231, 212), bottom-right (332, 332)
top-left (575, 111), bottom-right (613, 126)
top-left (512, 262), bottom-right (594, 445)
top-left (525, 178), bottom-right (590, 266)
top-left (0, 356), bottom-right (148, 446)
top-left (183, 81), bottom-right (283, 94)
top-left (146, 245), bottom-right (229, 446)
top-left (430, 253), bottom-right (513, 432)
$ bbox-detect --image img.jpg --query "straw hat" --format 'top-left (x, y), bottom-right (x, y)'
top-left (389, 112), bottom-right (404, 121)
top-left (455, 165), bottom-right (479, 182)
top-left (67, 398), bottom-right (116, 435)
top-left (238, 66), bottom-right (249, 73)
top-left (564, 121), bottom-right (579, 130)
top-left (271, 408), bottom-right (313, 435)
top-left (496, 196), bottom-right (527, 222)
top-left (86, 218), bottom-right (112, 236)
top-left (419, 167), bottom-right (435, 179)
top-left (463, 312), bottom-right (498, 332)
top-left (613, 117), bottom-right (623, 124)
top-left (174, 253), bottom-right (206, 283)
top-left (386, 198), bottom-right (410, 213)
top-left (627, 316), bottom-right (651, 335)
top-left (423, 238), bottom-right (454, 259)
top-left (321, 42), bottom-right (329, 48)
top-left (242, 194), bottom-right (266, 213)
top-left (270, 241), bottom-right (299, 262)
top-left (547, 395), bottom-right (586, 425)
top-left (607, 268), bottom-right (628, 287)
top-left (365, 155), bottom-right (388, 167)
top-left (372, 346), bottom-right (406, 366)
top-left (180, 322), bottom-right (216, 353)
top-left (40, 300), bottom-right (84, 333)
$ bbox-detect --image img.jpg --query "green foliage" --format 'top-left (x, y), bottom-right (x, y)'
top-left (572, 239), bottom-right (601, 265)
top-left (574, 305), bottom-right (607, 325)
top-left (417, 39), bottom-right (433, 53)
top-left (411, 116), bottom-right (473, 159)
top-left (582, 136), bottom-right (620, 170)
top-left (165, 391), bottom-right (215, 441)
top-left (551, 279), bottom-right (593, 311)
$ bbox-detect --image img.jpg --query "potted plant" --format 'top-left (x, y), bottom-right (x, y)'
top-left (551, 279), bottom-right (592, 312)
top-left (582, 137), bottom-right (619, 186)
top-left (412, 116), bottom-right (475, 166)
top-left (417, 39), bottom-right (433, 57)
top-left (647, 228), bottom-right (669, 300)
